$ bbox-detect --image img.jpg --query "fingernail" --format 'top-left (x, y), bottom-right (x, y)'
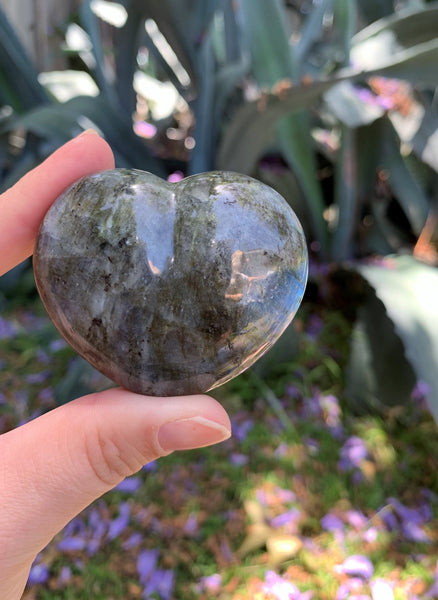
top-left (158, 416), bottom-right (231, 452)
top-left (77, 128), bottom-right (100, 138)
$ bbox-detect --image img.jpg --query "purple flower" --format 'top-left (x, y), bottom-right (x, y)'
top-left (25, 370), bottom-right (51, 385)
top-left (271, 508), bottom-right (301, 529)
top-left (384, 498), bottom-right (432, 542)
top-left (107, 502), bottom-right (131, 541)
top-left (49, 338), bottom-right (67, 352)
top-left (142, 460), bottom-right (158, 472)
top-left (142, 569), bottom-right (174, 600)
top-left (137, 549), bottom-right (174, 600)
top-left (262, 570), bottom-right (302, 600)
top-left (276, 488), bottom-right (296, 503)
top-left (0, 316), bottom-right (18, 339)
top-left (354, 87), bottom-right (379, 105)
top-left (86, 517), bottom-right (107, 556)
top-left (38, 387), bottom-right (54, 403)
top-left (183, 512), bottom-right (199, 536)
top-left (275, 442), bottom-right (290, 457)
top-left (134, 120), bottom-right (157, 139)
top-left (336, 555), bottom-right (374, 580)
top-left (137, 549), bottom-right (159, 584)
top-left (304, 438), bottom-right (320, 454)
top-left (371, 579), bottom-right (394, 600)
top-left (57, 566), bottom-right (72, 586)
top-left (306, 314), bottom-right (324, 339)
top-left (232, 417), bottom-right (254, 442)
top-left (122, 532), bottom-right (144, 549)
top-left (401, 520), bottom-right (431, 543)
top-left (363, 527), bottom-right (378, 543)
top-left (155, 569), bottom-right (175, 600)
top-left (412, 380), bottom-right (430, 401)
top-left (230, 452), bottom-right (248, 466)
top-left (197, 573), bottom-right (222, 594)
top-left (336, 578), bottom-right (368, 600)
top-left (321, 513), bottom-right (345, 532)
top-left (36, 348), bottom-right (50, 364)
top-left (28, 563), bottom-right (50, 585)
top-left (58, 536), bottom-right (86, 552)
top-left (167, 171), bottom-right (184, 183)
top-left (220, 539), bottom-right (233, 562)
top-left (114, 476), bottom-right (142, 493)
top-left (339, 436), bottom-right (368, 471)
top-left (345, 510), bottom-right (368, 530)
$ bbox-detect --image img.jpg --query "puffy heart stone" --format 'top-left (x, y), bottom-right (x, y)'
top-left (34, 169), bottom-right (308, 396)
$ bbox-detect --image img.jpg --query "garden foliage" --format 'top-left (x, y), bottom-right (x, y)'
top-left (1, 0), bottom-right (438, 416)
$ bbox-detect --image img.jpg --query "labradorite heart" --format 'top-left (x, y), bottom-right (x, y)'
top-left (33, 169), bottom-right (308, 396)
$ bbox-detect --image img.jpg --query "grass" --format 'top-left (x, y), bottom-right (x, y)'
top-left (1, 291), bottom-right (438, 600)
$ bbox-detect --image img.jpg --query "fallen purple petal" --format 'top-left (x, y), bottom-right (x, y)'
top-left (114, 476), bottom-right (142, 493)
top-left (58, 536), bottom-right (87, 552)
top-left (57, 566), bottom-right (72, 586)
top-left (197, 573), bottom-right (222, 593)
top-left (122, 532), bottom-right (144, 550)
top-left (263, 570), bottom-right (302, 600)
top-left (183, 512), bottom-right (199, 535)
top-left (107, 502), bottom-right (131, 541)
top-left (230, 452), bottom-right (249, 466)
top-left (337, 555), bottom-right (374, 580)
top-left (339, 436), bottom-right (369, 471)
top-left (137, 549), bottom-right (160, 584)
top-left (321, 513), bottom-right (345, 532)
top-left (0, 316), bottom-right (19, 339)
top-left (28, 563), bottom-right (50, 585)
top-left (271, 508), bottom-right (301, 529)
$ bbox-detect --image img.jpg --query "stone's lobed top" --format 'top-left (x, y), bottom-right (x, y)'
top-left (33, 169), bottom-right (308, 396)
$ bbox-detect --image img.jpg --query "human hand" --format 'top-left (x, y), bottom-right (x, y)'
top-left (0, 131), bottom-right (232, 599)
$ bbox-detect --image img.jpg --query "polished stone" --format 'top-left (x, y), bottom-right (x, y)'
top-left (34, 169), bottom-right (308, 396)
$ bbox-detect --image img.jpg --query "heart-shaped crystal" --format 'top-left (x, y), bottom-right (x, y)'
top-left (34, 169), bottom-right (308, 396)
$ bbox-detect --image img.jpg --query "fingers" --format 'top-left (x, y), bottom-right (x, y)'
top-left (0, 131), bottom-right (115, 276)
top-left (0, 388), bottom-right (231, 593)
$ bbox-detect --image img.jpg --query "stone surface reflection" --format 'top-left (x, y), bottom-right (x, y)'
top-left (34, 169), bottom-right (308, 396)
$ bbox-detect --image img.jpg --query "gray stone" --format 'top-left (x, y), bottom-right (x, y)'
top-left (33, 169), bottom-right (308, 396)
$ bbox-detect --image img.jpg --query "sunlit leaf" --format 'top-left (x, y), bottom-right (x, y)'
top-left (352, 3), bottom-right (438, 85)
top-left (359, 255), bottom-right (438, 423)
top-left (346, 275), bottom-right (416, 413)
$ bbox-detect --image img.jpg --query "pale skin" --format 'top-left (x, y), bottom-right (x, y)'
top-left (0, 130), bottom-right (232, 599)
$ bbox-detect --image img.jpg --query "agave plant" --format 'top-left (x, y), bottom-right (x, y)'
top-left (1, 0), bottom-right (438, 417)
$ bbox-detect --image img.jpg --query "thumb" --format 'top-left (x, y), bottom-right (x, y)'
top-left (0, 389), bottom-right (231, 596)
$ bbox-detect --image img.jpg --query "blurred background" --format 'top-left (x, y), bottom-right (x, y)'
top-left (1, 1), bottom-right (438, 598)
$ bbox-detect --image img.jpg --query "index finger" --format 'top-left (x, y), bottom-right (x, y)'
top-left (0, 131), bottom-right (115, 276)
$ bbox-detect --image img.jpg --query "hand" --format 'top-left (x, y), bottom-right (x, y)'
top-left (0, 131), bottom-right (231, 599)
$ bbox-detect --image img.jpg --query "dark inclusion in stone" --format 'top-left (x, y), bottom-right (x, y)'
top-left (33, 169), bottom-right (308, 396)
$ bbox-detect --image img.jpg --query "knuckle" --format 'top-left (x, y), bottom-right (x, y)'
top-left (84, 426), bottom-right (149, 487)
